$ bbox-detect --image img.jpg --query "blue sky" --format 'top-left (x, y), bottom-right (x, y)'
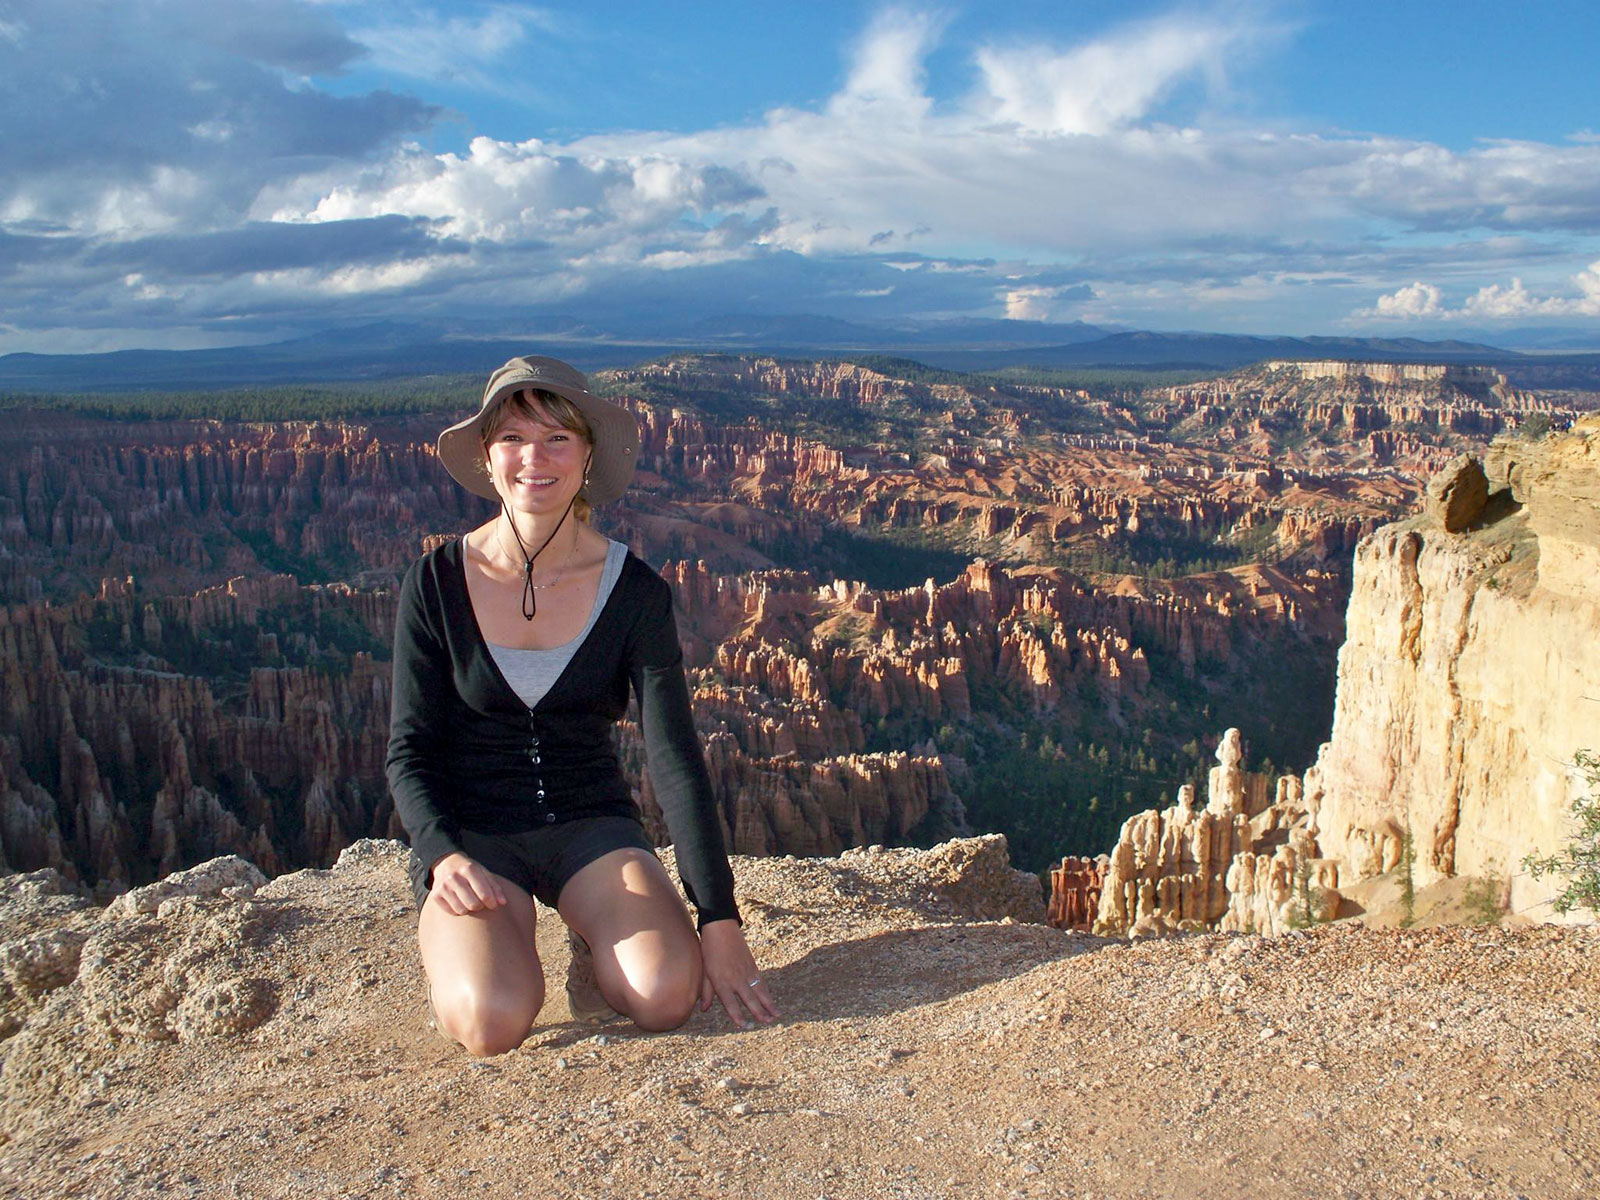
top-left (3, 0), bottom-right (1599, 354)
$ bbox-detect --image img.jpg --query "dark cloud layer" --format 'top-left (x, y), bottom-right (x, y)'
top-left (84, 217), bottom-right (466, 278)
top-left (0, 0), bottom-right (435, 231)
top-left (184, 0), bottom-right (366, 75)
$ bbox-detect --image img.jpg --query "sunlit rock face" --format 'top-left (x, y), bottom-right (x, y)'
top-left (1091, 418), bottom-right (1600, 932)
top-left (1308, 418), bottom-right (1600, 919)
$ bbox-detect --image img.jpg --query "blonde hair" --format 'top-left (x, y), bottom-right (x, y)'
top-left (480, 388), bottom-right (595, 522)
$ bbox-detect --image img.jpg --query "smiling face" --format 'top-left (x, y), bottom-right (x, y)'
top-left (481, 391), bottom-right (593, 518)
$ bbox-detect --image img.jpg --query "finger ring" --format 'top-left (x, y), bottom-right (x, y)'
top-left (748, 979), bottom-right (761, 988)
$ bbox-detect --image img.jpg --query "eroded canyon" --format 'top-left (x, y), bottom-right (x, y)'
top-left (0, 356), bottom-right (1587, 898)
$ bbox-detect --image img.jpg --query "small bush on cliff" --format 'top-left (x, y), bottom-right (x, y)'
top-left (1462, 875), bottom-right (1505, 926)
top-left (1522, 750), bottom-right (1600, 917)
top-left (1399, 828), bottom-right (1417, 928)
top-left (1287, 857), bottom-right (1324, 930)
top-left (1515, 412), bottom-right (1553, 440)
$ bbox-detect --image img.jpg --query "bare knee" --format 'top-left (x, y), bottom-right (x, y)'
top-left (457, 1020), bottom-right (530, 1058)
top-left (437, 984), bottom-right (543, 1057)
top-left (629, 992), bottom-right (696, 1032)
top-left (624, 963), bottom-right (700, 1032)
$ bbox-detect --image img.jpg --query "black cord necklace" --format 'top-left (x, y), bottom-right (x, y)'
top-left (501, 496), bottom-right (578, 621)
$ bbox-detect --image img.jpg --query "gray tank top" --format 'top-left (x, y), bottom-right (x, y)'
top-left (487, 540), bottom-right (627, 708)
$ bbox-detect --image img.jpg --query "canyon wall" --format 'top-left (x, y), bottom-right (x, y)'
top-left (0, 413), bottom-right (477, 604)
top-left (1166, 360), bottom-right (1554, 476)
top-left (1090, 418), bottom-right (1600, 932)
top-left (1262, 361), bottom-right (1506, 388)
top-left (12, 355), bottom-right (1579, 899)
top-left (1307, 418), bottom-right (1600, 918)
top-left (0, 575), bottom-right (401, 896)
top-left (0, 543), bottom-right (1341, 893)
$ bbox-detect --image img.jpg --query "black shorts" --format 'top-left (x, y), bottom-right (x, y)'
top-left (408, 815), bottom-right (657, 911)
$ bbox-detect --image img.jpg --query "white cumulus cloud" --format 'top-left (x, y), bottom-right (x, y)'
top-left (1004, 286), bottom-right (1053, 321)
top-left (1374, 282), bottom-right (1444, 318)
top-left (831, 6), bottom-right (946, 118)
top-left (274, 2), bottom-right (1600, 311)
top-left (274, 135), bottom-right (762, 255)
top-left (1363, 262), bottom-right (1600, 321)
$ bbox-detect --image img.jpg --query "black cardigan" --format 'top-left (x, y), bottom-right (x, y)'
top-left (385, 537), bottom-right (738, 926)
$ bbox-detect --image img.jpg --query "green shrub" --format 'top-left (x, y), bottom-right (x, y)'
top-left (1399, 827), bottom-right (1417, 928)
top-left (1516, 412), bottom-right (1553, 440)
top-left (1461, 875), bottom-right (1505, 926)
top-left (1522, 750), bottom-right (1600, 917)
top-left (1287, 855), bottom-right (1324, 930)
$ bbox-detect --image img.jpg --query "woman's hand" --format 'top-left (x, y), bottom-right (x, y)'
top-left (428, 852), bottom-right (508, 916)
top-left (698, 919), bottom-right (779, 1029)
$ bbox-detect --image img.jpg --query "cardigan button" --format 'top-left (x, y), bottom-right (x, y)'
top-left (536, 789), bottom-right (546, 800)
top-left (544, 813), bottom-right (556, 823)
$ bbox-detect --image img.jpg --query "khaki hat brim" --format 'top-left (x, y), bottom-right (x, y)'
top-left (436, 357), bottom-right (640, 505)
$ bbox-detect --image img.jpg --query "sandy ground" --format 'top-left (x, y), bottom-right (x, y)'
top-left (1, 838), bottom-right (1596, 1200)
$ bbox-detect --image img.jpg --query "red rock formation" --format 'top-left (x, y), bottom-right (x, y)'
top-left (11, 354), bottom-right (1559, 896)
top-left (1047, 855), bottom-right (1107, 930)
top-left (0, 573), bottom-right (398, 895)
top-left (1166, 361), bottom-right (1548, 450)
top-left (0, 414), bottom-right (484, 601)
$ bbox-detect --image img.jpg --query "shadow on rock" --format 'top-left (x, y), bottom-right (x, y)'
top-left (731, 923), bottom-right (1102, 1025)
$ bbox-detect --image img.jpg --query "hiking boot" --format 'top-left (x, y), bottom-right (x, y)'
top-left (426, 985), bottom-right (455, 1045)
top-left (565, 926), bottom-right (621, 1025)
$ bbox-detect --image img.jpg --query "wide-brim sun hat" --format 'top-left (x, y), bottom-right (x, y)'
top-left (436, 355), bottom-right (641, 505)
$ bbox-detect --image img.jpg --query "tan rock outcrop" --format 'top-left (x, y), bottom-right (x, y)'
top-left (1092, 741), bottom-right (1340, 938)
top-left (103, 854), bottom-right (267, 918)
top-left (1425, 454), bottom-right (1489, 532)
top-left (829, 834), bottom-right (1046, 924)
top-left (1094, 420), bottom-right (1600, 933)
top-left (1308, 420), bottom-right (1600, 920)
top-left (0, 832), bottom-right (1046, 1137)
top-left (1095, 746), bottom-right (1268, 936)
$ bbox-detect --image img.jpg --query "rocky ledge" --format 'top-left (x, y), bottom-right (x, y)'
top-left (0, 836), bottom-right (1595, 1199)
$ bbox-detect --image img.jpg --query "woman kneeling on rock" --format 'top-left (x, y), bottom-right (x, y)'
top-left (386, 355), bottom-right (778, 1055)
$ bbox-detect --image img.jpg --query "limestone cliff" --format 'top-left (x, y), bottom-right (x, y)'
top-left (1092, 418), bottom-right (1600, 932)
top-left (1307, 417), bottom-right (1600, 919)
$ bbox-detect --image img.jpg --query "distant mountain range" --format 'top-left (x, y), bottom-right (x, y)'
top-left (2, 316), bottom-right (1597, 393)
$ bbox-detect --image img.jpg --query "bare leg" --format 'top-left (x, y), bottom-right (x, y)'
top-left (557, 848), bottom-right (702, 1032)
top-left (418, 875), bottom-right (543, 1056)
